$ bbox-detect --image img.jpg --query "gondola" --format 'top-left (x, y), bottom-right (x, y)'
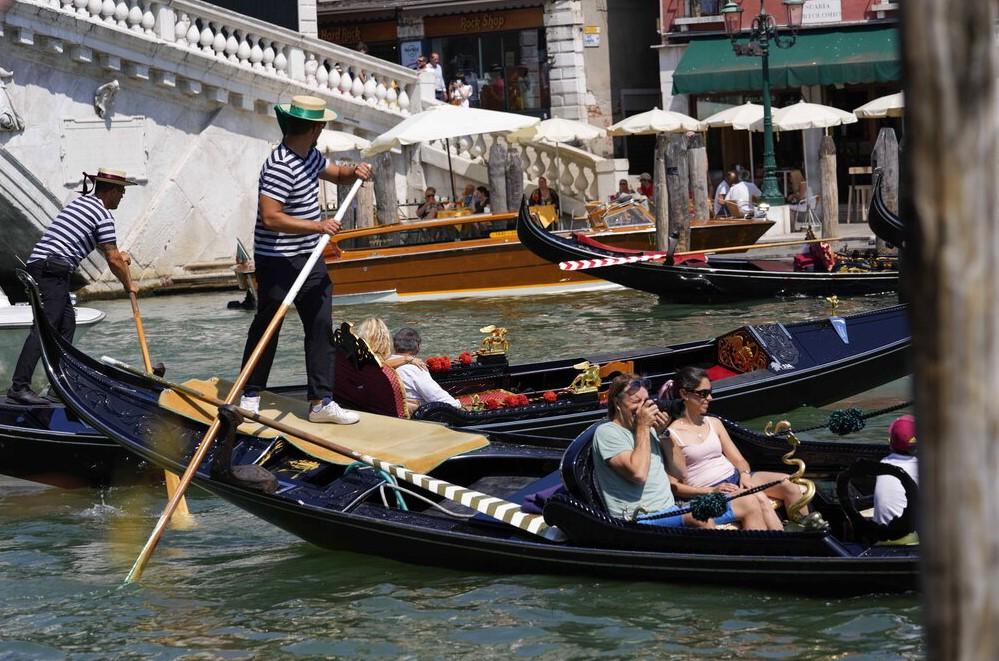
top-left (1, 273), bottom-right (910, 487)
top-left (516, 199), bottom-right (899, 304)
top-left (32, 289), bottom-right (917, 594)
top-left (867, 169), bottom-right (906, 248)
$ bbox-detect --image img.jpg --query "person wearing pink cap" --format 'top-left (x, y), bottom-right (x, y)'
top-left (873, 414), bottom-right (918, 525)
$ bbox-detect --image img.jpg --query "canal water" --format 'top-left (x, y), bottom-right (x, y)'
top-left (0, 288), bottom-right (921, 658)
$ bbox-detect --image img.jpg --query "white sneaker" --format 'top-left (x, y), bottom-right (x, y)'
top-left (239, 395), bottom-right (260, 415)
top-left (309, 399), bottom-right (360, 424)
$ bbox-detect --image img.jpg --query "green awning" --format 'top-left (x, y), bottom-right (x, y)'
top-left (672, 26), bottom-right (899, 95)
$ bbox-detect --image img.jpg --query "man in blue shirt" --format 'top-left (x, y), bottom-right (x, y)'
top-left (8, 168), bottom-right (137, 405)
top-left (239, 96), bottom-right (371, 424)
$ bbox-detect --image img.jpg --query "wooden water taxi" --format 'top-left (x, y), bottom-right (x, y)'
top-left (316, 202), bottom-right (773, 302)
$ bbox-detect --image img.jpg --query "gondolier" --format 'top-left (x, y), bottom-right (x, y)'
top-left (239, 95), bottom-right (371, 424)
top-left (6, 168), bottom-right (137, 406)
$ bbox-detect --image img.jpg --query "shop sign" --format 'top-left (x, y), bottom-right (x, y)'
top-left (424, 7), bottom-right (544, 37)
top-left (583, 26), bottom-right (601, 48)
top-left (318, 20), bottom-right (397, 45)
top-left (802, 0), bottom-right (842, 25)
top-left (400, 41), bottom-right (423, 69)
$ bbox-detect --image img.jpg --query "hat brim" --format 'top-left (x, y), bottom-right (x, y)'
top-left (275, 104), bottom-right (338, 123)
top-left (85, 173), bottom-right (138, 186)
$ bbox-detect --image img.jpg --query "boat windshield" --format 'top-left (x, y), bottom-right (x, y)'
top-left (336, 215), bottom-right (517, 250)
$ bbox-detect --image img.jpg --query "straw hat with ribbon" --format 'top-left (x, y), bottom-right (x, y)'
top-left (80, 167), bottom-right (138, 193)
top-left (275, 95), bottom-right (338, 134)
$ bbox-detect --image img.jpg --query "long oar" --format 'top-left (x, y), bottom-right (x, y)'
top-left (125, 272), bottom-right (192, 528)
top-left (558, 236), bottom-right (839, 271)
top-left (125, 179), bottom-right (365, 583)
top-left (102, 356), bottom-right (564, 543)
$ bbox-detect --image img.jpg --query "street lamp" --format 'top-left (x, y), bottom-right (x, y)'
top-left (721, 0), bottom-right (805, 206)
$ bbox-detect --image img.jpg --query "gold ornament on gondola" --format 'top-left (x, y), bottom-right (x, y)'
top-left (478, 325), bottom-right (509, 355)
top-left (767, 420), bottom-right (829, 532)
top-left (825, 295), bottom-right (840, 314)
top-left (566, 361), bottom-right (601, 394)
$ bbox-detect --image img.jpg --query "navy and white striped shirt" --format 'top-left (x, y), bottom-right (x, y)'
top-left (28, 195), bottom-right (117, 269)
top-left (254, 143), bottom-right (328, 258)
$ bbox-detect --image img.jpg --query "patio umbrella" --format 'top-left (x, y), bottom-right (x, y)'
top-left (606, 107), bottom-right (704, 135)
top-left (854, 92), bottom-right (904, 119)
top-left (317, 129), bottom-right (371, 154)
top-left (363, 104), bottom-right (540, 200)
top-left (701, 102), bottom-right (778, 182)
top-left (508, 117), bottom-right (606, 207)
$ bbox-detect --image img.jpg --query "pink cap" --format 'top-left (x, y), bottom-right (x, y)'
top-left (888, 414), bottom-right (916, 453)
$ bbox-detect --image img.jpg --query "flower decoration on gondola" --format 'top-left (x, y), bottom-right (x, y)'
top-left (458, 351), bottom-right (474, 366)
top-left (426, 355), bottom-right (453, 373)
top-left (504, 394), bottom-right (530, 408)
top-left (485, 398), bottom-right (501, 410)
top-left (827, 407), bottom-right (866, 435)
top-left (542, 390), bottom-right (557, 403)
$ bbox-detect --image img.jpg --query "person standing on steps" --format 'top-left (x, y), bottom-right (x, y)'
top-left (238, 95), bottom-right (372, 425)
top-left (7, 168), bottom-right (137, 406)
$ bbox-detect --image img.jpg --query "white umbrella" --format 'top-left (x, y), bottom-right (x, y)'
top-left (606, 107), bottom-right (704, 135)
top-left (854, 92), bottom-right (904, 119)
top-left (363, 105), bottom-right (539, 201)
top-left (701, 102), bottom-right (778, 183)
top-left (317, 130), bottom-right (371, 154)
top-left (749, 100), bottom-right (858, 132)
top-left (508, 118), bottom-right (606, 211)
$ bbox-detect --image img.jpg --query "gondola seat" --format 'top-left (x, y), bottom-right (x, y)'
top-left (558, 422), bottom-right (608, 512)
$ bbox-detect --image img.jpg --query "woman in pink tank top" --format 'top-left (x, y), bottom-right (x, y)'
top-left (665, 366), bottom-right (807, 520)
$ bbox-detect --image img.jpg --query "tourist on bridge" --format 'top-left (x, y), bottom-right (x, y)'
top-left (239, 95), bottom-right (371, 424)
top-left (7, 168), bottom-right (137, 405)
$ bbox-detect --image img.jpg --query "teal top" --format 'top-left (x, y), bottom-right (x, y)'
top-left (592, 421), bottom-right (675, 520)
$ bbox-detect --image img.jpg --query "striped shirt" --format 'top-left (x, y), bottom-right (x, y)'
top-left (28, 195), bottom-right (117, 269)
top-left (254, 143), bottom-right (328, 257)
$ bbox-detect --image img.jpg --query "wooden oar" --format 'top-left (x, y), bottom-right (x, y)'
top-left (102, 356), bottom-right (564, 543)
top-left (125, 272), bottom-right (192, 529)
top-left (558, 236), bottom-right (840, 271)
top-left (124, 179), bottom-right (365, 584)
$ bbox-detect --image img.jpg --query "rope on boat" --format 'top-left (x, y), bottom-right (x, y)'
top-left (791, 400), bottom-right (913, 435)
top-left (637, 478), bottom-right (785, 522)
top-left (345, 462), bottom-right (408, 511)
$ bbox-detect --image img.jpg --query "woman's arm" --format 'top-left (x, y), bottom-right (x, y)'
top-left (713, 418), bottom-right (752, 480)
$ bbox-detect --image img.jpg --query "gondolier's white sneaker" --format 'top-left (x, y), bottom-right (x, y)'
top-left (239, 394), bottom-right (260, 415)
top-left (309, 398), bottom-right (360, 424)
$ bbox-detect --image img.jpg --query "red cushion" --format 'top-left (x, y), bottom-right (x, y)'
top-left (705, 365), bottom-right (739, 381)
top-left (793, 254), bottom-right (815, 271)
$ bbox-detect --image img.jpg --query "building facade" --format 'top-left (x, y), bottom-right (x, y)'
top-left (658, 0), bottom-right (900, 213)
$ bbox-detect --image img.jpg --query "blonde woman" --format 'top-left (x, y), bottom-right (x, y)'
top-left (355, 317), bottom-right (426, 371)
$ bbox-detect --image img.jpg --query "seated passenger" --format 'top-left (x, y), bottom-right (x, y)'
top-left (593, 374), bottom-right (764, 529)
top-left (874, 414), bottom-right (918, 525)
top-left (356, 317), bottom-right (426, 371)
top-left (609, 178), bottom-right (634, 204)
top-left (417, 187), bottom-right (442, 220)
top-left (473, 186), bottom-right (490, 214)
top-left (665, 366), bottom-right (799, 530)
top-left (390, 327), bottom-right (461, 409)
top-left (528, 176), bottom-right (560, 212)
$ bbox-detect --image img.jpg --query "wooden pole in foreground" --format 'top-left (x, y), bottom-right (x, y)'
top-left (124, 179), bottom-right (365, 584)
top-left (125, 274), bottom-right (192, 528)
top-left (904, 0), bottom-right (999, 657)
top-left (654, 133), bottom-right (669, 250)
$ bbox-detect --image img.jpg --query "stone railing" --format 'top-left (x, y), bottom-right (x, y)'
top-left (8, 0), bottom-right (419, 123)
top-left (449, 134), bottom-right (623, 203)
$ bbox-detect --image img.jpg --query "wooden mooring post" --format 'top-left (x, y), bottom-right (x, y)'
top-left (872, 127), bottom-right (899, 253)
top-left (666, 133), bottom-right (690, 251)
top-left (904, 0), bottom-right (999, 658)
top-left (654, 133), bottom-right (669, 250)
top-left (687, 131), bottom-right (710, 221)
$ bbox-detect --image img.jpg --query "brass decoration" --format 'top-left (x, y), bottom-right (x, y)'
top-left (466, 394), bottom-right (485, 411)
top-left (478, 325), bottom-right (509, 355)
top-left (717, 330), bottom-right (769, 373)
top-left (825, 295), bottom-right (840, 314)
top-left (774, 420), bottom-right (829, 532)
top-left (567, 361), bottom-right (601, 394)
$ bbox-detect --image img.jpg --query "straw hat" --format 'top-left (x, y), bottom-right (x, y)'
top-left (275, 95), bottom-right (337, 132)
top-left (84, 168), bottom-right (138, 187)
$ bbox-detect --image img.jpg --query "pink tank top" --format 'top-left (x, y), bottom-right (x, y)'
top-left (670, 422), bottom-right (736, 488)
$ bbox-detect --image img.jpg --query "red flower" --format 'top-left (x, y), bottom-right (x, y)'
top-left (426, 356), bottom-right (452, 373)
top-left (485, 398), bottom-right (500, 409)
top-left (504, 394), bottom-right (520, 407)
top-left (542, 390), bottom-right (557, 403)
top-left (458, 351), bottom-right (474, 366)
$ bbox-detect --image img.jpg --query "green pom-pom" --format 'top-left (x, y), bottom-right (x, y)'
top-left (827, 408), bottom-right (866, 435)
top-left (689, 493), bottom-right (728, 521)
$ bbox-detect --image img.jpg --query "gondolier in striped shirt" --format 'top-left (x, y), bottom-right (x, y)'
top-left (239, 95), bottom-right (371, 424)
top-left (7, 168), bottom-right (137, 405)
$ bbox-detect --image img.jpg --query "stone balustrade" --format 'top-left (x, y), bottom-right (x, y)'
top-left (8, 0), bottom-right (419, 127)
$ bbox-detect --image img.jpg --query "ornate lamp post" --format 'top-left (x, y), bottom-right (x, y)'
top-left (721, 0), bottom-right (805, 206)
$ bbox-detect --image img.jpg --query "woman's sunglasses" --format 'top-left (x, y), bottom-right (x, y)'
top-left (623, 378), bottom-right (651, 394)
top-left (688, 388), bottom-right (712, 399)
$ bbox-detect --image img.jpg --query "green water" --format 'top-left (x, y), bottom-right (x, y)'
top-left (0, 288), bottom-right (920, 658)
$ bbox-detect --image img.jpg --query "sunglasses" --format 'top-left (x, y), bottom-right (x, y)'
top-left (688, 388), bottom-right (712, 399)
top-left (623, 378), bottom-right (651, 395)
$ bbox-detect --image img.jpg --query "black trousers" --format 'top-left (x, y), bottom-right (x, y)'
top-left (11, 258), bottom-right (76, 391)
top-left (240, 254), bottom-right (335, 401)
